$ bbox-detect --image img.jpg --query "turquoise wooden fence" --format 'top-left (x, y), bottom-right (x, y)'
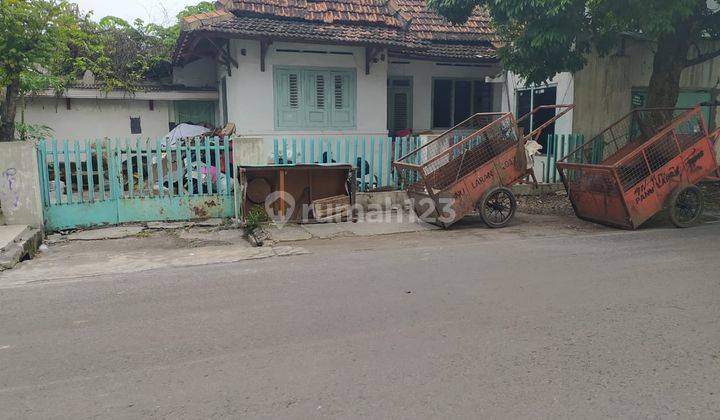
top-left (542, 134), bottom-right (585, 183)
top-left (37, 137), bottom-right (234, 231)
top-left (271, 136), bottom-right (422, 192)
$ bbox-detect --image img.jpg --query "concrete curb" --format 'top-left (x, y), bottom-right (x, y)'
top-left (0, 227), bottom-right (43, 271)
top-left (355, 185), bottom-right (566, 211)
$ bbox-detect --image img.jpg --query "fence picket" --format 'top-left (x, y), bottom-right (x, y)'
top-left (166, 138), bottom-right (175, 197)
top-left (193, 139), bottom-right (202, 195)
top-left (146, 141), bottom-right (154, 195)
top-left (204, 138), bottom-right (213, 194)
top-left (155, 139), bottom-right (164, 196)
top-left (174, 140), bottom-right (183, 196)
top-left (282, 137), bottom-right (290, 165)
top-left (95, 140), bottom-right (104, 201)
top-left (136, 139), bottom-right (145, 195)
top-left (377, 137), bottom-right (384, 187)
top-left (213, 137), bottom-right (222, 192)
top-left (273, 138), bottom-right (280, 165)
top-left (85, 141), bottom-right (94, 202)
top-left (185, 142), bottom-right (193, 195)
top-left (62, 140), bottom-right (73, 204)
top-left (125, 139), bottom-right (134, 198)
top-left (223, 139), bottom-right (231, 194)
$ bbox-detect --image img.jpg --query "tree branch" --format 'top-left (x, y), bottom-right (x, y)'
top-left (686, 47), bottom-right (720, 67)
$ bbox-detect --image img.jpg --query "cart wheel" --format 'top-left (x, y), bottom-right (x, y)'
top-left (478, 187), bottom-right (517, 228)
top-left (668, 185), bottom-right (704, 228)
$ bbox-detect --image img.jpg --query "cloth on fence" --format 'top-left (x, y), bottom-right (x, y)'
top-left (163, 124), bottom-right (212, 148)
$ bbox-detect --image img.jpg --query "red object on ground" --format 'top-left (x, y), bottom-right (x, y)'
top-left (394, 105), bottom-right (573, 228)
top-left (557, 107), bottom-right (719, 229)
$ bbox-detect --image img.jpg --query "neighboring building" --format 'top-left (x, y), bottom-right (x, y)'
top-left (173, 0), bottom-right (505, 151)
top-left (503, 37), bottom-right (720, 142)
top-left (19, 64), bottom-right (219, 141)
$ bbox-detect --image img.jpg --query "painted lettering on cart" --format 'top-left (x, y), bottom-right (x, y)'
top-left (500, 156), bottom-right (517, 170)
top-left (685, 148), bottom-right (705, 173)
top-left (470, 170), bottom-right (495, 190)
top-left (634, 181), bottom-right (655, 204)
top-left (655, 166), bottom-right (680, 189)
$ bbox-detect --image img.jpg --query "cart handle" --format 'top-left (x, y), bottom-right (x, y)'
top-left (517, 105), bottom-right (575, 143)
top-left (710, 128), bottom-right (720, 145)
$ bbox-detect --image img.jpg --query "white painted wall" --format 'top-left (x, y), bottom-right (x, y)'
top-left (388, 59), bottom-right (503, 132)
top-left (220, 40), bottom-right (389, 154)
top-left (173, 57), bottom-right (217, 88)
top-left (21, 97), bottom-right (172, 140)
top-left (501, 71), bottom-right (575, 135)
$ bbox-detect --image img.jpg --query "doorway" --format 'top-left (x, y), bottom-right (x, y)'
top-left (388, 77), bottom-right (413, 136)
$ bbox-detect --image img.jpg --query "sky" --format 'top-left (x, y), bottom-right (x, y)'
top-left (74, 0), bottom-right (201, 25)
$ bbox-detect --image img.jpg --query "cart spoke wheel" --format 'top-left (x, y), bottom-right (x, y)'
top-left (477, 187), bottom-right (517, 229)
top-left (669, 185), bottom-right (704, 228)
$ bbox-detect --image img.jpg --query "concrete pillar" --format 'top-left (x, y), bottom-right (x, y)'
top-left (232, 136), bottom-right (266, 166)
top-left (0, 141), bottom-right (44, 228)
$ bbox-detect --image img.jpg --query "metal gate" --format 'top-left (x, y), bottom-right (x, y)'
top-left (37, 138), bottom-right (234, 231)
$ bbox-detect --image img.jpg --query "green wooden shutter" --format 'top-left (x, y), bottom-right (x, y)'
top-left (305, 71), bottom-right (329, 127)
top-left (331, 71), bottom-right (355, 128)
top-left (275, 69), bottom-right (302, 128)
top-left (275, 67), bottom-right (356, 130)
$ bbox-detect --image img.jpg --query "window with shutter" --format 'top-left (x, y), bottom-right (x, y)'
top-left (275, 69), bottom-right (302, 127)
top-left (274, 66), bottom-right (356, 130)
top-left (334, 75), bottom-right (343, 109)
top-left (289, 74), bottom-right (299, 108)
top-left (330, 71), bottom-right (355, 127)
top-left (316, 75), bottom-right (325, 109)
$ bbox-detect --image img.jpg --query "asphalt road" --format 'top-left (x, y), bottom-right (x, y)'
top-left (1, 223), bottom-right (719, 419)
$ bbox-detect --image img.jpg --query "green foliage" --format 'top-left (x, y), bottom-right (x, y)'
top-left (15, 122), bottom-right (53, 141)
top-left (0, 0), bottom-right (94, 95)
top-left (427, 0), bottom-right (719, 85)
top-left (244, 205), bottom-right (268, 236)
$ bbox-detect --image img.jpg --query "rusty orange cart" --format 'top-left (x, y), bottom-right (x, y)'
top-left (557, 107), bottom-right (720, 229)
top-left (394, 106), bottom-right (573, 228)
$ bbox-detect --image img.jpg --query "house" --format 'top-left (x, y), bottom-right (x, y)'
top-left (172, 0), bottom-right (505, 154)
top-left (19, 68), bottom-right (220, 141)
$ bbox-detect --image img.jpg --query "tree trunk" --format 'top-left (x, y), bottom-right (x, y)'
top-left (0, 79), bottom-right (20, 142)
top-left (645, 32), bottom-right (690, 109)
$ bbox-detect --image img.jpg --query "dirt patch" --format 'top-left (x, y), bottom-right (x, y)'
top-left (516, 191), bottom-right (575, 217)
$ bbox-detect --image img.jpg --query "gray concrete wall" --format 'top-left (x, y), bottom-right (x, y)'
top-left (0, 142), bottom-right (44, 228)
top-left (573, 39), bottom-right (720, 138)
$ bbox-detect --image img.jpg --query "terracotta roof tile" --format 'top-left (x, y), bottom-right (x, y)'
top-left (176, 0), bottom-right (499, 62)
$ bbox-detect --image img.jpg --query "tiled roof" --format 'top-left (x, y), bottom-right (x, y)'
top-left (181, 14), bottom-right (421, 47)
top-left (68, 82), bottom-right (217, 92)
top-left (217, 0), bottom-right (405, 27)
top-left (175, 0), bottom-right (498, 62)
top-left (394, 0), bottom-right (496, 43)
top-left (392, 42), bottom-right (497, 61)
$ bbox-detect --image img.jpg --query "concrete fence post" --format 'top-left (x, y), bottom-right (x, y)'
top-left (232, 136), bottom-right (265, 166)
top-left (0, 141), bottom-right (44, 228)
